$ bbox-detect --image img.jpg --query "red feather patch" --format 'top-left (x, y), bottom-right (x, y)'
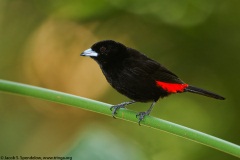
top-left (156, 81), bottom-right (188, 93)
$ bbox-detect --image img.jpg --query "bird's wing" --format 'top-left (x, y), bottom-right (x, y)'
top-left (124, 57), bottom-right (184, 84)
top-left (150, 60), bottom-right (185, 84)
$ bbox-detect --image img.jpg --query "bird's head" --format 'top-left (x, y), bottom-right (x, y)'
top-left (81, 40), bottom-right (128, 65)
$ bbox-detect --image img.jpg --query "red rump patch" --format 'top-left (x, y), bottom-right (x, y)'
top-left (156, 81), bottom-right (188, 93)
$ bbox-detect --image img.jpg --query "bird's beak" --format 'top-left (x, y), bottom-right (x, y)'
top-left (80, 48), bottom-right (98, 57)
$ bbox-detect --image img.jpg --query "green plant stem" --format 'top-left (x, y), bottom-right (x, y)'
top-left (0, 79), bottom-right (239, 158)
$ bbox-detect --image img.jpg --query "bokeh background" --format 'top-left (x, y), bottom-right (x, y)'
top-left (0, 0), bottom-right (239, 159)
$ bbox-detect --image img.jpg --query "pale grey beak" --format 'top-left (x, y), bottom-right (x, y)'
top-left (81, 48), bottom-right (98, 57)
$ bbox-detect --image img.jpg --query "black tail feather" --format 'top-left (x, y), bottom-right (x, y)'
top-left (185, 85), bottom-right (225, 100)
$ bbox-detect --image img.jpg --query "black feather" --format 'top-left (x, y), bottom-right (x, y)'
top-left (185, 85), bottom-right (225, 100)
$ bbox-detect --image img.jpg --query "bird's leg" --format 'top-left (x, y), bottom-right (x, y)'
top-left (136, 101), bottom-right (156, 125)
top-left (110, 100), bottom-right (135, 118)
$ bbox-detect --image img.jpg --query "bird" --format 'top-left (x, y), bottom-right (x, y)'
top-left (80, 40), bottom-right (225, 125)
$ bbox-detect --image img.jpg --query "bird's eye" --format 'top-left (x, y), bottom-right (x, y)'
top-left (100, 46), bottom-right (106, 53)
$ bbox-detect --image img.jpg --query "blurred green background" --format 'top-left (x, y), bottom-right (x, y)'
top-left (0, 0), bottom-right (239, 159)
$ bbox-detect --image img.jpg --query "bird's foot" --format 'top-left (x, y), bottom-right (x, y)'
top-left (110, 104), bottom-right (126, 118)
top-left (136, 111), bottom-right (150, 126)
top-left (110, 101), bottom-right (135, 118)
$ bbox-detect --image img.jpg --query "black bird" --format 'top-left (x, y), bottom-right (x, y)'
top-left (81, 40), bottom-right (225, 125)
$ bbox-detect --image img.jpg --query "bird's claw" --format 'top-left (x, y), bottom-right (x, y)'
top-left (136, 111), bottom-right (149, 126)
top-left (110, 105), bottom-right (125, 118)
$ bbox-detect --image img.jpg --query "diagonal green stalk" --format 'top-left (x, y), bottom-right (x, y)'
top-left (0, 79), bottom-right (239, 158)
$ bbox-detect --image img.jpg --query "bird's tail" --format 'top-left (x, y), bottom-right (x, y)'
top-left (184, 85), bottom-right (225, 100)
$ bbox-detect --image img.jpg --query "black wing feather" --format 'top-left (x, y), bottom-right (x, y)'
top-left (126, 48), bottom-right (184, 84)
